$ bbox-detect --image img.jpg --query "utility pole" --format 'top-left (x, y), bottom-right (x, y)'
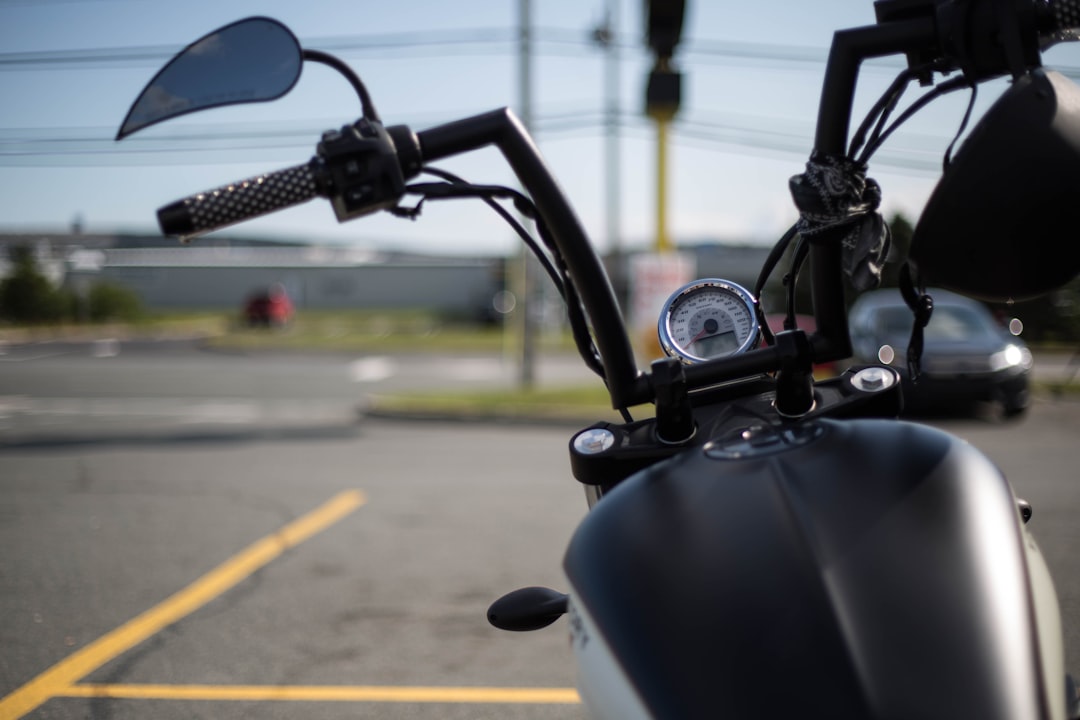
top-left (517, 0), bottom-right (537, 388)
top-left (593, 0), bottom-right (624, 309)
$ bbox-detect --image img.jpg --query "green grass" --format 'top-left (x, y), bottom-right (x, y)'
top-left (204, 309), bottom-right (578, 354)
top-left (366, 384), bottom-right (638, 424)
top-left (371, 380), bottom-right (1080, 425)
top-left (1039, 380), bottom-right (1080, 397)
top-left (0, 311), bottom-right (229, 342)
top-left (211, 310), bottom-right (504, 353)
top-left (1, 309), bottom-right (580, 355)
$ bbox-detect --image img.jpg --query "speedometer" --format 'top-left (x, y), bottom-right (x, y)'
top-left (658, 279), bottom-right (761, 364)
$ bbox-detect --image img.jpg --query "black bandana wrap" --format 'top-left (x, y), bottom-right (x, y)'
top-left (789, 153), bottom-right (891, 293)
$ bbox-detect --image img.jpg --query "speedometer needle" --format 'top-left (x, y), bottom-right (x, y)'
top-left (689, 318), bottom-right (720, 345)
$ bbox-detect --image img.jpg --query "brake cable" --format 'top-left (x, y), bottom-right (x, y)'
top-left (396, 168), bottom-right (618, 404)
top-left (753, 223), bottom-right (797, 347)
top-left (398, 169), bottom-right (566, 300)
top-left (857, 75), bottom-right (973, 165)
top-left (943, 84), bottom-right (979, 170)
top-left (847, 66), bottom-right (923, 159)
top-left (756, 63), bottom-right (951, 345)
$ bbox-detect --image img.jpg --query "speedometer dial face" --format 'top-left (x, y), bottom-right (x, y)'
top-left (658, 279), bottom-right (761, 364)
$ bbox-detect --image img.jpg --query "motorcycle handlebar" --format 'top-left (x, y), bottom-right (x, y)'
top-left (417, 109), bottom-right (647, 408)
top-left (149, 0), bottom-right (1080, 409)
top-left (157, 160), bottom-right (321, 239)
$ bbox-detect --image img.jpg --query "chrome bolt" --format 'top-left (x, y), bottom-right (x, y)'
top-left (573, 428), bottom-right (616, 455)
top-left (852, 366), bottom-right (896, 393)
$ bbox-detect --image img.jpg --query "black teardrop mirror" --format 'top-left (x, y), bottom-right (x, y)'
top-left (910, 69), bottom-right (1080, 302)
top-left (117, 17), bottom-right (302, 140)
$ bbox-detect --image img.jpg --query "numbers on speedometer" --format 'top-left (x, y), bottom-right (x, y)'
top-left (658, 279), bottom-right (761, 364)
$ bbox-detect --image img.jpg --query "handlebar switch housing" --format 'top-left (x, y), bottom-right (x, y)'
top-left (387, 125), bottom-right (423, 180)
top-left (316, 118), bottom-right (407, 221)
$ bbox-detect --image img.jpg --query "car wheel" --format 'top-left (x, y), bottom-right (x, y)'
top-left (1002, 400), bottom-right (1028, 420)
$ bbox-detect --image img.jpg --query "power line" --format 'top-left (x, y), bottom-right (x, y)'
top-left (0, 110), bottom-right (804, 158)
top-left (0, 29), bottom-right (514, 70)
top-left (0, 0), bottom-right (149, 5)
top-left (0, 16), bottom-right (1062, 175)
top-left (0, 99), bottom-right (969, 151)
top-left (4, 24), bottom-right (1076, 85)
top-left (0, 107), bottom-right (956, 176)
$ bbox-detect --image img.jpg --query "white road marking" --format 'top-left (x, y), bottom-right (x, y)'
top-left (0, 352), bottom-right (69, 362)
top-left (443, 358), bottom-right (506, 381)
top-left (0, 398), bottom-right (350, 426)
top-left (348, 357), bottom-right (396, 383)
top-left (91, 339), bottom-right (120, 358)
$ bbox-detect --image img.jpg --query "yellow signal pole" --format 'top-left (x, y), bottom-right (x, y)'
top-left (654, 113), bottom-right (673, 254)
top-left (637, 0), bottom-right (687, 360)
top-left (645, 58), bottom-right (681, 254)
top-left (645, 0), bottom-right (685, 252)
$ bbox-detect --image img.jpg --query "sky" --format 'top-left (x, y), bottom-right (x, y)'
top-left (2, 0), bottom-right (1079, 257)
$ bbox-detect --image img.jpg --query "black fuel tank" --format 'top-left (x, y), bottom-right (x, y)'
top-left (564, 418), bottom-right (1046, 719)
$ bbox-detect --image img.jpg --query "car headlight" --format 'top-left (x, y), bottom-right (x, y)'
top-left (989, 344), bottom-right (1033, 372)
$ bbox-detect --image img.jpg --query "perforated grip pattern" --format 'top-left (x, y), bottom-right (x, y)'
top-left (158, 163), bottom-right (318, 237)
top-left (1053, 0), bottom-right (1080, 30)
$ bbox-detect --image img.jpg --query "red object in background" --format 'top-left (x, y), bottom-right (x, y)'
top-left (244, 284), bottom-right (294, 327)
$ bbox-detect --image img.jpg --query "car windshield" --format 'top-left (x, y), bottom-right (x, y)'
top-left (876, 305), bottom-right (996, 341)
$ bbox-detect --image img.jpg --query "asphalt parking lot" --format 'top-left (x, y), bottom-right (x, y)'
top-left (1, 420), bottom-right (589, 720)
top-left (2, 341), bottom-right (1079, 719)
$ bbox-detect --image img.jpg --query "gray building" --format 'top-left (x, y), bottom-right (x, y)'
top-left (0, 234), bottom-right (503, 318)
top-left (2, 233), bottom-right (771, 319)
top-left (69, 245), bottom-right (503, 317)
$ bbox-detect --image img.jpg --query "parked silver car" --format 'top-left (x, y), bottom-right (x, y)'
top-left (848, 288), bottom-right (1032, 418)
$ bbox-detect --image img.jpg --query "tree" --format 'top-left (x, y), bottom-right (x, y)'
top-left (880, 211), bottom-right (914, 288)
top-left (0, 245), bottom-right (143, 325)
top-left (87, 281), bottom-right (143, 323)
top-left (990, 278), bottom-right (1080, 345)
top-left (0, 245), bottom-right (67, 324)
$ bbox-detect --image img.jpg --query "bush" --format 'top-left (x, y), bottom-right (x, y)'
top-left (87, 282), bottom-right (143, 323)
top-left (0, 248), bottom-right (67, 324)
top-left (0, 245), bottom-right (144, 325)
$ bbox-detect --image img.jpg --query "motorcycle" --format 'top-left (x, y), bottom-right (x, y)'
top-left (117, 2), bottom-right (1080, 717)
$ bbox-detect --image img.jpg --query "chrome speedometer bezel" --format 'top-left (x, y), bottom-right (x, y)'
top-left (658, 278), bottom-right (761, 365)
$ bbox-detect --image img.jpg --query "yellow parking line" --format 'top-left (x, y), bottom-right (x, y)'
top-left (61, 683), bottom-right (581, 704)
top-left (0, 490), bottom-right (365, 720)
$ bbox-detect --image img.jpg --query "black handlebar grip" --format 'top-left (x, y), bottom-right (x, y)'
top-left (1042, 0), bottom-right (1080, 42)
top-left (158, 161), bottom-right (319, 238)
top-left (1051, 0), bottom-right (1080, 30)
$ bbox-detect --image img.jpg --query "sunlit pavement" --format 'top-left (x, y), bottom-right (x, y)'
top-left (0, 338), bottom-right (602, 445)
top-left (1, 338), bottom-right (1079, 719)
top-left (0, 420), bottom-right (587, 720)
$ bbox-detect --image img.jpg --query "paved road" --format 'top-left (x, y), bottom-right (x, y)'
top-left (0, 339), bottom-right (596, 719)
top-left (0, 338), bottom-right (596, 445)
top-left (1, 422), bottom-right (585, 720)
top-left (1, 339), bottom-right (1079, 718)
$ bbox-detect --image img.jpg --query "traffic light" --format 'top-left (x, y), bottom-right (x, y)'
top-left (646, 0), bottom-right (686, 60)
top-left (645, 0), bottom-right (686, 118)
top-left (646, 68), bottom-right (681, 120)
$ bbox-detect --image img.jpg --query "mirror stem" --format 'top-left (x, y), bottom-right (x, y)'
top-left (303, 49), bottom-right (381, 122)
